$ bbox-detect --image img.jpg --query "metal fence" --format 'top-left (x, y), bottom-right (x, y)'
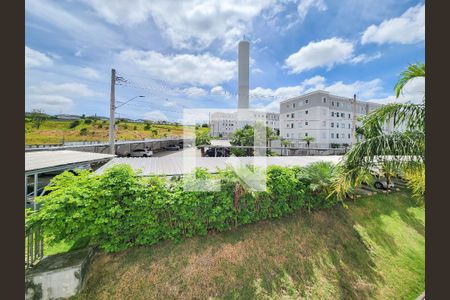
top-left (25, 225), bottom-right (44, 269)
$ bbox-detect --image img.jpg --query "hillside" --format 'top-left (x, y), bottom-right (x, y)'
top-left (75, 192), bottom-right (425, 300)
top-left (25, 118), bottom-right (199, 145)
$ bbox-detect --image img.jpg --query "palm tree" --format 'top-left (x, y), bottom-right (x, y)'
top-left (303, 136), bottom-right (315, 147)
top-left (281, 139), bottom-right (290, 156)
top-left (330, 62), bottom-right (425, 200)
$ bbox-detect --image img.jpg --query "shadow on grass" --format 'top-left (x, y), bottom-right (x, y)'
top-left (76, 192), bottom-right (424, 300)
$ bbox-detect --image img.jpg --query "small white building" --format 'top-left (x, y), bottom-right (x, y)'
top-left (210, 110), bottom-right (280, 138)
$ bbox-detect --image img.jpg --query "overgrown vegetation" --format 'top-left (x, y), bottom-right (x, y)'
top-left (75, 192), bottom-right (424, 300)
top-left (25, 119), bottom-right (193, 145)
top-left (28, 163), bottom-right (339, 253)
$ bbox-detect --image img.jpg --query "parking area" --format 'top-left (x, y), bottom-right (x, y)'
top-left (152, 146), bottom-right (201, 158)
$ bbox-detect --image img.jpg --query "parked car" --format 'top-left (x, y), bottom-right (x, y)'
top-left (128, 148), bottom-right (153, 157)
top-left (373, 179), bottom-right (395, 190)
top-left (178, 141), bottom-right (192, 148)
top-left (165, 145), bottom-right (180, 151)
top-left (205, 147), bottom-right (229, 157)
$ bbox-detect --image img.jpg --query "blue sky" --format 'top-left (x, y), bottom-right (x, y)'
top-left (25, 0), bottom-right (425, 122)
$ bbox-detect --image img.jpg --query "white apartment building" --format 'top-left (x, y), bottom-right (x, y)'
top-left (210, 111), bottom-right (280, 138)
top-left (279, 90), bottom-right (382, 148)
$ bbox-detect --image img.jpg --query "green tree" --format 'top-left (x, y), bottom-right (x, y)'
top-left (230, 125), bottom-right (255, 156)
top-left (303, 136), bottom-right (315, 147)
top-left (29, 109), bottom-right (48, 129)
top-left (331, 62), bottom-right (425, 200)
top-left (195, 129), bottom-right (211, 157)
top-left (281, 139), bottom-right (290, 156)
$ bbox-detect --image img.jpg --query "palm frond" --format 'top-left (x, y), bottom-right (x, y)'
top-left (343, 131), bottom-right (425, 177)
top-left (362, 103), bottom-right (425, 137)
top-left (394, 62), bottom-right (425, 98)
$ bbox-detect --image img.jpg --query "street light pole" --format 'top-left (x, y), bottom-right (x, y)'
top-left (109, 68), bottom-right (116, 155)
top-left (115, 95), bottom-right (145, 109)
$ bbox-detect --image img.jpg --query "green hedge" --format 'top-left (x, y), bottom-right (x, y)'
top-left (29, 163), bottom-right (337, 252)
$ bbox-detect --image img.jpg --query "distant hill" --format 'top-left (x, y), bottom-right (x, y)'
top-left (25, 118), bottom-right (197, 145)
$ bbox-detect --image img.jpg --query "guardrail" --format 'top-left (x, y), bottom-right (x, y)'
top-left (25, 225), bottom-right (44, 269)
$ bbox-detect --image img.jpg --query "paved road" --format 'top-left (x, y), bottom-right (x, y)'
top-left (152, 147), bottom-right (201, 158)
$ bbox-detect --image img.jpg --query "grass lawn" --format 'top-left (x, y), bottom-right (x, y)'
top-left (75, 192), bottom-right (424, 299)
top-left (25, 119), bottom-right (198, 145)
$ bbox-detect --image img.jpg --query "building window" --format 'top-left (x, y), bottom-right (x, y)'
top-left (348, 133), bottom-right (351, 139)
top-left (305, 121), bottom-right (308, 126)
top-left (337, 102), bottom-right (340, 107)
top-left (337, 123), bottom-right (339, 128)
top-left (341, 112), bottom-right (345, 117)
top-left (348, 113), bottom-right (351, 119)
top-left (323, 97), bottom-right (327, 103)
top-left (291, 123), bottom-right (294, 128)
top-left (291, 113), bottom-right (294, 118)
top-left (332, 101), bottom-right (335, 106)
top-left (305, 99), bottom-right (309, 104)
top-left (322, 121), bottom-right (326, 127)
top-left (287, 133), bottom-right (289, 137)
top-left (336, 133), bottom-right (339, 139)
top-left (331, 112), bottom-right (334, 117)
top-left (331, 133), bottom-right (335, 138)
top-left (305, 110), bottom-right (308, 115)
top-left (305, 132), bottom-right (308, 137)
top-left (348, 124), bottom-right (350, 129)
top-left (286, 114), bottom-right (289, 118)
top-left (293, 103), bottom-right (296, 108)
top-left (331, 122), bottom-right (334, 128)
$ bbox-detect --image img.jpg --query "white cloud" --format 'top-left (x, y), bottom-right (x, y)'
top-left (26, 95), bottom-right (74, 113)
top-left (211, 86), bottom-right (225, 95)
top-left (361, 4), bottom-right (425, 45)
top-left (368, 77), bottom-right (425, 104)
top-left (29, 82), bottom-right (99, 97)
top-left (302, 75), bottom-right (326, 87)
top-left (144, 110), bottom-right (168, 121)
top-left (297, 0), bottom-right (327, 21)
top-left (26, 0), bottom-right (123, 50)
top-left (252, 67), bottom-right (263, 74)
top-left (285, 38), bottom-right (354, 73)
top-left (182, 87), bottom-right (208, 97)
top-left (325, 79), bottom-right (383, 99)
top-left (117, 49), bottom-right (235, 86)
top-left (251, 76), bottom-right (385, 112)
top-left (25, 46), bottom-right (53, 68)
top-left (79, 67), bottom-right (101, 80)
top-left (82, 0), bottom-right (276, 50)
top-left (350, 52), bottom-right (382, 64)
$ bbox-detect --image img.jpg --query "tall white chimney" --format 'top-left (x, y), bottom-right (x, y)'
top-left (238, 40), bottom-right (249, 109)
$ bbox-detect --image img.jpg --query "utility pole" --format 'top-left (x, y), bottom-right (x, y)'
top-left (351, 94), bottom-right (357, 145)
top-left (109, 68), bottom-right (116, 155)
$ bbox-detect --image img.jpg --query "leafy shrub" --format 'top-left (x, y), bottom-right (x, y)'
top-left (84, 119), bottom-right (92, 124)
top-left (297, 162), bottom-right (337, 211)
top-left (79, 128), bottom-right (88, 136)
top-left (133, 126), bottom-right (137, 130)
top-left (69, 120), bottom-right (80, 129)
top-left (403, 165), bottom-right (425, 203)
top-left (30, 164), bottom-right (338, 253)
top-left (144, 123), bottom-right (151, 130)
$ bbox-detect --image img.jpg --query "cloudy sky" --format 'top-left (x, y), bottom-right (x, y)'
top-left (25, 0), bottom-right (425, 121)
